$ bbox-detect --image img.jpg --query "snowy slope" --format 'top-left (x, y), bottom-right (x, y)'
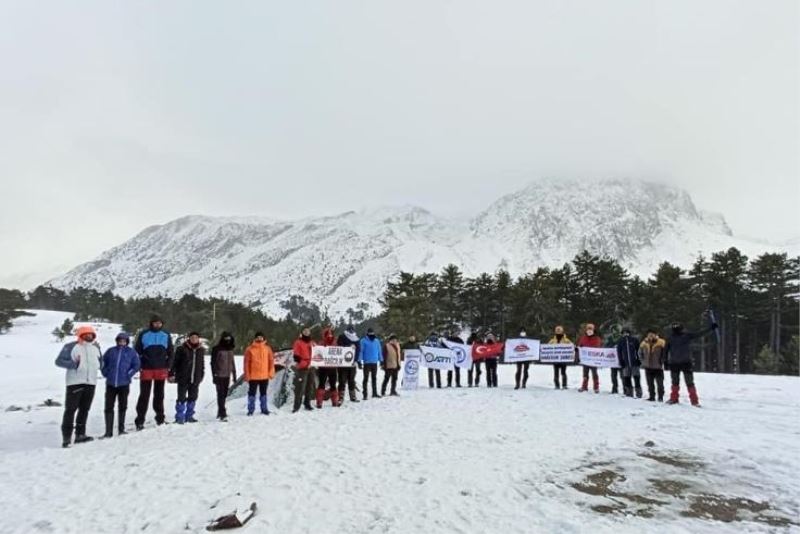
top-left (50, 179), bottom-right (798, 318)
top-left (0, 311), bottom-right (798, 533)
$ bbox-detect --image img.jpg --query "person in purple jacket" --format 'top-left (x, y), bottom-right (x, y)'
top-left (101, 332), bottom-right (141, 437)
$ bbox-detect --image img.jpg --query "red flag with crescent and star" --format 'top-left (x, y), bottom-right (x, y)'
top-left (471, 342), bottom-right (504, 361)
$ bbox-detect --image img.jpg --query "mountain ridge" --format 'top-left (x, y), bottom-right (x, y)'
top-left (50, 178), bottom-right (796, 319)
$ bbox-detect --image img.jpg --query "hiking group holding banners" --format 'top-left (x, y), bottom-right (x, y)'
top-left (55, 314), bottom-right (719, 448)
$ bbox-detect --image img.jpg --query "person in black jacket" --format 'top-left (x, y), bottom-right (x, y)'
top-left (169, 332), bottom-right (205, 424)
top-left (665, 322), bottom-right (717, 406)
top-left (134, 315), bottom-right (174, 430)
top-left (423, 332), bottom-right (442, 389)
top-left (210, 332), bottom-right (237, 421)
top-left (336, 325), bottom-right (360, 404)
top-left (616, 328), bottom-right (642, 398)
top-left (467, 332), bottom-right (482, 387)
top-left (484, 333), bottom-right (500, 388)
top-left (445, 331), bottom-right (463, 387)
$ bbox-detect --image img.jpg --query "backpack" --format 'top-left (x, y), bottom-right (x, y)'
top-left (55, 342), bottom-right (79, 370)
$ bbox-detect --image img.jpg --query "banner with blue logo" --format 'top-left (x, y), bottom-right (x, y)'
top-left (402, 349), bottom-right (422, 390)
top-left (443, 340), bottom-right (472, 369)
top-left (420, 346), bottom-right (456, 370)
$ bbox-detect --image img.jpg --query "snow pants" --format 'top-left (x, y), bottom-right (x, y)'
top-left (669, 362), bottom-right (699, 404)
top-left (485, 358), bottom-right (499, 387)
top-left (514, 362), bottom-right (530, 388)
top-left (553, 364), bottom-right (568, 388)
top-left (337, 366), bottom-right (358, 400)
top-left (362, 363), bottom-right (379, 398)
top-left (317, 368), bottom-right (337, 391)
top-left (468, 361), bottom-right (482, 387)
top-left (135, 379), bottom-right (166, 426)
top-left (446, 367), bottom-right (461, 387)
top-left (104, 385), bottom-right (129, 435)
top-left (293, 369), bottom-right (315, 411)
top-left (610, 368), bottom-right (620, 393)
top-left (644, 369), bottom-right (664, 401)
top-left (214, 377), bottom-right (231, 418)
top-left (382, 368), bottom-right (399, 395)
top-left (62, 384), bottom-right (96, 442)
top-left (177, 383), bottom-right (200, 403)
top-left (581, 366), bottom-right (599, 391)
top-left (428, 368), bottom-right (441, 388)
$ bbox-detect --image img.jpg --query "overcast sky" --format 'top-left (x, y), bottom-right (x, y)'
top-left (1, 0), bottom-right (797, 287)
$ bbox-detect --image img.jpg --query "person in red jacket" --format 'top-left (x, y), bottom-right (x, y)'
top-left (292, 327), bottom-right (316, 413)
top-left (315, 326), bottom-right (340, 409)
top-left (577, 323), bottom-right (602, 393)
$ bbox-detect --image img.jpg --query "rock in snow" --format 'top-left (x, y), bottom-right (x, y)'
top-left (50, 178), bottom-right (797, 318)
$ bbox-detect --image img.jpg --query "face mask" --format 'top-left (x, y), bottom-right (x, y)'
top-left (520, 332), bottom-right (526, 337)
top-left (586, 330), bottom-right (594, 336)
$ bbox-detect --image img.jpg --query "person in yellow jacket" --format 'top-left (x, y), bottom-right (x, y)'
top-left (244, 332), bottom-right (275, 415)
top-left (548, 325), bottom-right (573, 389)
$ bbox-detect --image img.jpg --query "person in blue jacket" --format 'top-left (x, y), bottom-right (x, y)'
top-left (101, 332), bottom-right (141, 437)
top-left (358, 328), bottom-right (383, 400)
top-left (133, 315), bottom-right (173, 430)
top-left (616, 328), bottom-right (642, 398)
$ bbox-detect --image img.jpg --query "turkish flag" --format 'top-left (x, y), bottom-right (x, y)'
top-left (472, 342), bottom-right (504, 361)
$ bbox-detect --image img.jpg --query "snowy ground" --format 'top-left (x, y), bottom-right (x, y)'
top-left (0, 311), bottom-right (798, 533)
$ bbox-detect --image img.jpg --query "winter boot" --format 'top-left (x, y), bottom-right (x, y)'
top-left (331, 390), bottom-right (340, 407)
top-left (104, 412), bottom-right (114, 438)
top-left (611, 385), bottom-right (619, 395)
top-left (74, 435), bottom-right (94, 444)
top-left (349, 390), bottom-right (360, 403)
top-left (554, 382), bottom-right (560, 390)
top-left (118, 410), bottom-right (127, 435)
top-left (635, 386), bottom-right (643, 399)
top-left (260, 395), bottom-right (269, 415)
top-left (579, 377), bottom-right (588, 392)
top-left (688, 386), bottom-right (700, 407)
top-left (315, 389), bottom-right (325, 409)
top-left (247, 395), bottom-right (256, 416)
top-left (666, 385), bottom-right (680, 405)
top-left (186, 401), bottom-right (197, 423)
top-left (304, 402), bottom-right (315, 411)
top-left (175, 401), bottom-right (187, 424)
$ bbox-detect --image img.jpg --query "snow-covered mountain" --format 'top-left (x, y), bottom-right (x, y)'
top-left (50, 178), bottom-right (796, 319)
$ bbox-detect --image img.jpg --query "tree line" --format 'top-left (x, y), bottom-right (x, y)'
top-left (378, 248), bottom-right (799, 376)
top-left (0, 286), bottom-right (341, 352)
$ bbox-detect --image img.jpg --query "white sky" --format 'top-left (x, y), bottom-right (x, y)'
top-left (0, 0), bottom-right (798, 287)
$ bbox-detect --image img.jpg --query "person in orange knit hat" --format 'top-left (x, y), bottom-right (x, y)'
top-left (243, 332), bottom-right (275, 415)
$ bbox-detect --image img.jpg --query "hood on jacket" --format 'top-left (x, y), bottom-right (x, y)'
top-left (115, 332), bottom-right (131, 344)
top-left (216, 331), bottom-right (236, 350)
top-left (76, 325), bottom-right (96, 340)
top-left (322, 328), bottom-right (335, 345)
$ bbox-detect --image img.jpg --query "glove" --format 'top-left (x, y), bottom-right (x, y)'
top-left (711, 323), bottom-right (719, 330)
top-left (357, 362), bottom-right (363, 369)
top-left (167, 375), bottom-right (176, 383)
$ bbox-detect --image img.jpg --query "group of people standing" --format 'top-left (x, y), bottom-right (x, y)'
top-left (55, 314), bottom-right (717, 448)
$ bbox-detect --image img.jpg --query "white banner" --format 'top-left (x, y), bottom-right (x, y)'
top-left (420, 346), bottom-right (456, 370)
top-left (503, 338), bottom-right (541, 363)
top-left (310, 345), bottom-right (357, 368)
top-left (539, 344), bottom-right (576, 364)
top-left (443, 341), bottom-right (472, 369)
top-left (402, 350), bottom-right (422, 390)
top-left (578, 347), bottom-right (619, 368)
